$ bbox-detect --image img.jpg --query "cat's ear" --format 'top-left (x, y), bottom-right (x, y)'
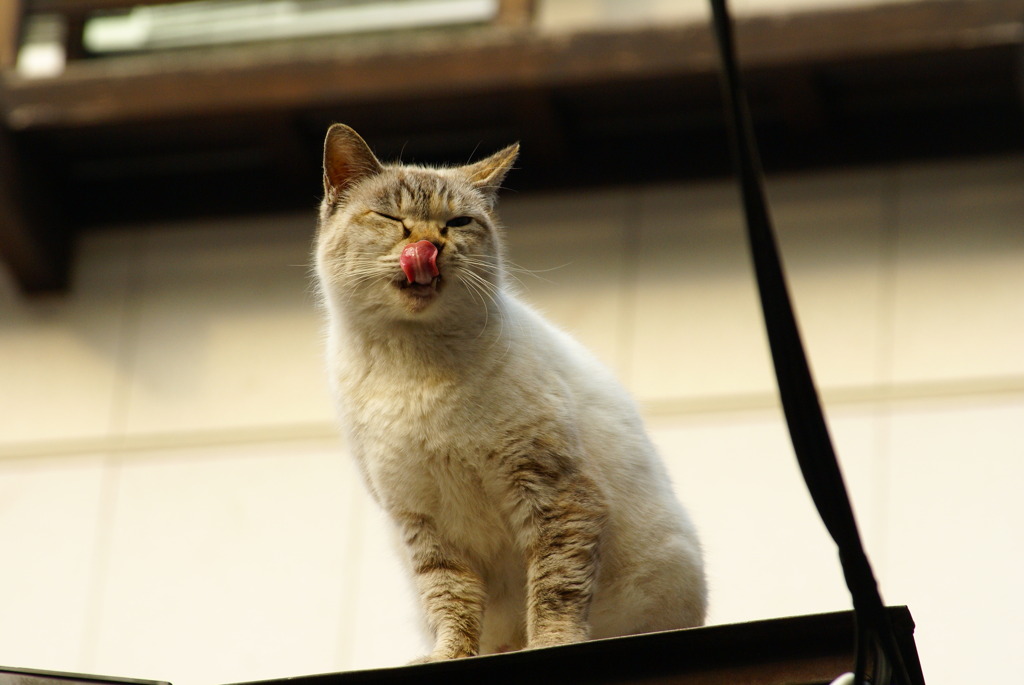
top-left (323, 124), bottom-right (383, 202)
top-left (462, 143), bottom-right (519, 204)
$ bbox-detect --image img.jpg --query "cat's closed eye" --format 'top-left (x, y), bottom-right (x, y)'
top-left (446, 216), bottom-right (473, 228)
top-left (374, 211), bottom-right (403, 223)
top-left (372, 211), bottom-right (411, 237)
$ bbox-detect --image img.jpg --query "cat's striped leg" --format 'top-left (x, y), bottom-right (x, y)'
top-left (396, 511), bottom-right (486, 661)
top-left (500, 441), bottom-right (608, 650)
top-left (524, 472), bottom-right (607, 648)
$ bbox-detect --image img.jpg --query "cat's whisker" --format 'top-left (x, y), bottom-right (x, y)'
top-left (460, 271), bottom-right (502, 306)
top-left (456, 261), bottom-right (502, 277)
top-left (457, 270), bottom-right (499, 311)
top-left (453, 258), bottom-right (503, 282)
top-left (344, 271), bottom-right (392, 289)
top-left (457, 269), bottom-right (511, 348)
top-left (459, 276), bottom-right (493, 339)
top-left (485, 259), bottom-right (565, 290)
top-left (460, 252), bottom-right (571, 281)
top-left (456, 256), bottom-right (546, 291)
top-left (505, 260), bottom-right (570, 284)
top-left (344, 266), bottom-right (388, 280)
top-left (458, 269), bottom-right (499, 306)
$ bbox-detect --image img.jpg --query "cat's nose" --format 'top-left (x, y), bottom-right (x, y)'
top-left (406, 225), bottom-right (445, 248)
top-left (407, 233), bottom-right (444, 253)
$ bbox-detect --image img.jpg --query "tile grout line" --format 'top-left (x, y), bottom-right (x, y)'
top-left (3, 376), bottom-right (1024, 460)
top-left (78, 456), bottom-right (121, 674)
top-left (617, 188), bottom-right (644, 391)
top-left (0, 422), bottom-right (343, 460)
top-left (78, 230), bottom-right (147, 673)
top-left (333, 471), bottom-right (367, 669)
top-left (869, 162), bottom-right (903, 582)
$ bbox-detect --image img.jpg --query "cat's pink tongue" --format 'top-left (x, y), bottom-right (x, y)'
top-left (400, 240), bottom-right (440, 285)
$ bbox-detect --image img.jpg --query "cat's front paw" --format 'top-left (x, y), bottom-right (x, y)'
top-left (526, 627), bottom-right (589, 650)
top-left (406, 654), bottom-right (441, 666)
top-left (407, 646), bottom-right (477, 664)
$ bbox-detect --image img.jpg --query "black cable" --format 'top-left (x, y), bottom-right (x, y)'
top-left (705, 1), bottom-right (917, 682)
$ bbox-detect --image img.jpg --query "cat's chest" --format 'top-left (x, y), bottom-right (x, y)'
top-left (344, 364), bottom-right (486, 475)
top-left (346, 364), bottom-right (472, 441)
top-left (354, 395), bottom-right (487, 499)
top-left (343, 364), bottom-right (514, 549)
top-left (361, 405), bottom-right (509, 555)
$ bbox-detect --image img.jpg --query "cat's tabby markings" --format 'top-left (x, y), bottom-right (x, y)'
top-left (315, 124), bottom-right (707, 662)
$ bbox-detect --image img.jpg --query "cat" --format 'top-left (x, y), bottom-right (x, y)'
top-left (314, 124), bottom-right (707, 661)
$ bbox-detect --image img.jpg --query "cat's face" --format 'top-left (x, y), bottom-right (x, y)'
top-left (316, 125), bottom-right (518, 322)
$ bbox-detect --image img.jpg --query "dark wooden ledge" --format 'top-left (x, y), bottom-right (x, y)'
top-left (0, 607), bottom-right (925, 685)
top-left (227, 607), bottom-right (925, 685)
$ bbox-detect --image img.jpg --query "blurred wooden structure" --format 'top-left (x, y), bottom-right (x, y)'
top-left (0, 0), bottom-right (1022, 291)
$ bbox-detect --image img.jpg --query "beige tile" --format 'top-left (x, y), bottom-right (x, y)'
top-left (0, 454), bottom-right (107, 672)
top-left (0, 230), bottom-right (132, 446)
top-left (119, 214), bottom-right (335, 436)
top-left (891, 156), bottom-right (1024, 385)
top-left (630, 180), bottom-right (771, 402)
top-left (884, 397), bottom-right (1024, 683)
top-left (500, 190), bottom-right (632, 376)
top-left (649, 409), bottom-right (875, 626)
top-left (91, 439), bottom-right (356, 685)
top-left (767, 169), bottom-right (891, 389)
top-left (345, 503), bottom-right (427, 670)
top-left (630, 168), bottom-right (890, 404)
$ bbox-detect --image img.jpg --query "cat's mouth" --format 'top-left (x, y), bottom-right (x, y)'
top-left (396, 240), bottom-right (443, 304)
top-left (398, 276), bottom-right (441, 298)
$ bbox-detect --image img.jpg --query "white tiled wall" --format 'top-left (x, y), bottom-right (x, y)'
top-left (90, 441), bottom-right (366, 685)
top-left (501, 189), bottom-right (634, 376)
top-left (629, 181), bottom-right (774, 402)
top-left (119, 216), bottom-right (334, 437)
top-left (651, 409), bottom-right (853, 624)
top-left (891, 159), bottom-right (1024, 387)
top-left (0, 231), bottom-right (132, 447)
top-left (883, 397), bottom-right (1024, 685)
top-left (0, 454), bottom-right (107, 672)
top-left (1, 155), bottom-right (1021, 685)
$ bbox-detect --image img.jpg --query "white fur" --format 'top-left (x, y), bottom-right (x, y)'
top-left (315, 132), bottom-right (706, 655)
top-left (320, 274), bottom-right (706, 653)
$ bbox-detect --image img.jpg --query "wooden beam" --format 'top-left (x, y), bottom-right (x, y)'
top-left (0, 2), bottom-right (64, 292)
top-left (3, 0), bottom-right (1021, 131)
top-left (0, 0), bottom-right (23, 70)
top-left (0, 125), bottom-right (69, 291)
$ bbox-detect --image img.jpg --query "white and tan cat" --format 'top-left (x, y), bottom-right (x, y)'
top-left (315, 124), bottom-right (706, 661)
